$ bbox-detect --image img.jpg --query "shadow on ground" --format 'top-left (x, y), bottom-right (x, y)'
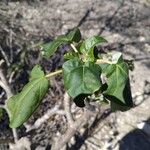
top-left (119, 118), bottom-right (150, 150)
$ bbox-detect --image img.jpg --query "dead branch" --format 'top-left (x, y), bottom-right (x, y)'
top-left (0, 80), bottom-right (12, 99)
top-left (51, 107), bottom-right (94, 150)
top-left (24, 105), bottom-right (65, 132)
top-left (0, 69), bottom-right (12, 98)
top-left (64, 92), bottom-right (75, 126)
top-left (0, 45), bottom-right (10, 66)
top-left (0, 62), bottom-right (19, 143)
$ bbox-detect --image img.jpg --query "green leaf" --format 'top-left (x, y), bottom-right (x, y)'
top-left (99, 57), bottom-right (133, 110)
top-left (80, 36), bottom-right (107, 62)
top-left (30, 65), bottom-right (45, 80)
top-left (67, 28), bottom-right (81, 43)
top-left (63, 58), bottom-right (102, 98)
top-left (42, 28), bottom-right (81, 58)
top-left (7, 65), bottom-right (49, 128)
top-left (84, 36), bottom-right (107, 50)
top-left (42, 35), bottom-right (69, 58)
top-left (64, 51), bottom-right (79, 60)
top-left (110, 101), bottom-right (131, 112)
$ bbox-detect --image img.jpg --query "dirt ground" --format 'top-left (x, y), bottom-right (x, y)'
top-left (0, 0), bottom-right (150, 150)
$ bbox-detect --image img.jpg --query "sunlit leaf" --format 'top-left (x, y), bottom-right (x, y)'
top-left (7, 65), bottom-right (49, 128)
top-left (42, 35), bottom-right (69, 58)
top-left (99, 53), bottom-right (133, 111)
top-left (84, 36), bottom-right (107, 50)
top-left (80, 36), bottom-right (107, 62)
top-left (42, 28), bottom-right (81, 58)
top-left (63, 58), bottom-right (102, 99)
top-left (64, 51), bottom-right (79, 60)
top-left (67, 28), bottom-right (81, 43)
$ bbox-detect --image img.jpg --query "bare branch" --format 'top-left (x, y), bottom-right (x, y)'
top-left (0, 80), bottom-right (12, 99)
top-left (0, 59), bottom-right (4, 66)
top-left (51, 108), bottom-right (94, 150)
top-left (0, 46), bottom-right (10, 66)
top-left (0, 66), bottom-right (19, 143)
top-left (12, 129), bottom-right (19, 143)
top-left (8, 70), bottom-right (16, 84)
top-left (64, 92), bottom-right (74, 126)
top-left (0, 68), bottom-right (13, 98)
top-left (24, 105), bottom-right (65, 132)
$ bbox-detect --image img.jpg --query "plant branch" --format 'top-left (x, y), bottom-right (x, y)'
top-left (24, 105), bottom-right (65, 132)
top-left (96, 59), bottom-right (113, 64)
top-left (0, 45), bottom-right (10, 66)
top-left (70, 43), bottom-right (78, 53)
top-left (0, 59), bottom-right (4, 66)
top-left (51, 108), bottom-right (94, 150)
top-left (45, 69), bottom-right (62, 78)
top-left (0, 80), bottom-right (12, 99)
top-left (64, 92), bottom-right (74, 126)
top-left (0, 66), bottom-right (19, 143)
top-left (12, 129), bottom-right (18, 143)
top-left (0, 71), bottom-right (13, 98)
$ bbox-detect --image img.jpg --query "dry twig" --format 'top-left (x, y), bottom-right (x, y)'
top-left (0, 45), bottom-right (10, 66)
top-left (24, 105), bottom-right (65, 132)
top-left (51, 103), bottom-right (95, 150)
top-left (0, 61), bottom-right (19, 143)
top-left (64, 92), bottom-right (74, 126)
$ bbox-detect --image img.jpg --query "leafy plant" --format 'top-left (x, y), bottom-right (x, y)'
top-left (5, 28), bottom-right (133, 128)
top-left (7, 65), bottom-right (49, 128)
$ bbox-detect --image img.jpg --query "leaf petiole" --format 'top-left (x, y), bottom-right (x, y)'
top-left (70, 43), bottom-right (78, 53)
top-left (45, 69), bottom-right (63, 78)
top-left (96, 59), bottom-right (114, 64)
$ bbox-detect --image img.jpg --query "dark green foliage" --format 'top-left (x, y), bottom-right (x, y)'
top-left (63, 58), bottom-right (102, 98)
top-left (42, 28), bottom-right (81, 58)
top-left (6, 28), bottom-right (133, 128)
top-left (7, 65), bottom-right (49, 128)
top-left (79, 36), bottom-right (107, 62)
top-left (99, 53), bottom-right (133, 111)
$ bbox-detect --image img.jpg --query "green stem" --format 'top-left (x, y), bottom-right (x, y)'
top-left (96, 59), bottom-right (113, 64)
top-left (45, 69), bottom-right (63, 78)
top-left (70, 43), bottom-right (78, 53)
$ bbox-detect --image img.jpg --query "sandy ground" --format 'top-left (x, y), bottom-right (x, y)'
top-left (0, 0), bottom-right (150, 149)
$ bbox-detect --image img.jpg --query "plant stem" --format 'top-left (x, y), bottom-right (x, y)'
top-left (64, 92), bottom-right (74, 126)
top-left (12, 128), bottom-right (19, 143)
top-left (96, 59), bottom-right (113, 64)
top-left (70, 43), bottom-right (78, 53)
top-left (45, 69), bottom-right (63, 78)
